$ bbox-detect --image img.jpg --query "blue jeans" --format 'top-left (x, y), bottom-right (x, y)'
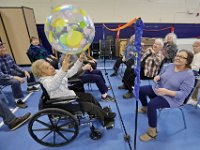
top-left (139, 85), bottom-right (170, 127)
top-left (0, 71), bottom-right (36, 99)
top-left (0, 100), bottom-right (16, 126)
top-left (79, 69), bottom-right (108, 94)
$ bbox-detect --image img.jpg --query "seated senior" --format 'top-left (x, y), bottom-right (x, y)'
top-left (31, 53), bottom-right (116, 127)
top-left (60, 53), bottom-right (114, 101)
top-left (0, 42), bottom-right (39, 108)
top-left (138, 49), bottom-right (195, 142)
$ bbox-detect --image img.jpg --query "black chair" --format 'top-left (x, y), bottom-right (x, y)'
top-left (26, 51), bottom-right (34, 63)
top-left (28, 82), bottom-right (103, 147)
top-left (99, 39), bottom-right (112, 59)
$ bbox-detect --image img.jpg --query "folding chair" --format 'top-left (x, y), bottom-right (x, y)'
top-left (158, 71), bottom-right (200, 130)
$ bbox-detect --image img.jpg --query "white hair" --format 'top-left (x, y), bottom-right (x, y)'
top-left (129, 34), bottom-right (135, 43)
top-left (165, 32), bottom-right (177, 44)
top-left (155, 38), bottom-right (164, 48)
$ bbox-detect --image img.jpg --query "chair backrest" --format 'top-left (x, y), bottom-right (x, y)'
top-left (38, 82), bottom-right (50, 110)
top-left (99, 39), bottom-right (112, 57)
top-left (39, 83), bottom-right (50, 100)
top-left (183, 70), bottom-right (199, 104)
top-left (26, 51), bottom-right (34, 63)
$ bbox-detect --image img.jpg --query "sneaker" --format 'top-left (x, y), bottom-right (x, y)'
top-left (138, 107), bottom-right (147, 113)
top-left (118, 84), bottom-right (126, 90)
top-left (16, 100), bottom-right (28, 109)
top-left (123, 92), bottom-right (134, 99)
top-left (9, 112), bottom-right (31, 130)
top-left (27, 86), bottom-right (40, 93)
top-left (101, 95), bottom-right (115, 102)
top-left (110, 72), bottom-right (118, 77)
top-left (187, 98), bottom-right (198, 106)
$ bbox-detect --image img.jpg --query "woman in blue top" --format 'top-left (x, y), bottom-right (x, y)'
top-left (139, 49), bottom-right (195, 142)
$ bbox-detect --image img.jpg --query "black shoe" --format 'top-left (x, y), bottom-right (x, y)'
top-left (118, 84), bottom-right (126, 89)
top-left (27, 86), bottom-right (40, 93)
top-left (110, 72), bottom-right (118, 77)
top-left (104, 118), bottom-right (115, 129)
top-left (123, 92), bottom-right (134, 99)
top-left (101, 95), bottom-right (115, 102)
top-left (16, 100), bottom-right (28, 108)
top-left (103, 106), bottom-right (112, 113)
top-left (104, 111), bottom-right (116, 120)
top-left (9, 112), bottom-right (31, 130)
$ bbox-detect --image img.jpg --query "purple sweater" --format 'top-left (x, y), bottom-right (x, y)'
top-left (152, 63), bottom-right (195, 107)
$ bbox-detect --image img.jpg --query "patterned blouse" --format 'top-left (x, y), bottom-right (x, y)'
top-left (141, 48), bottom-right (164, 78)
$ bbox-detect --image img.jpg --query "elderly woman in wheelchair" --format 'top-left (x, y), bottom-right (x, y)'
top-left (29, 53), bottom-right (116, 146)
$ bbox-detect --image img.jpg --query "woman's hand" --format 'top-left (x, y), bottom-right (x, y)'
top-left (88, 60), bottom-right (96, 64)
top-left (155, 88), bottom-right (169, 96)
top-left (155, 88), bottom-right (176, 97)
top-left (50, 55), bottom-right (57, 59)
top-left (62, 54), bottom-right (71, 72)
top-left (153, 75), bottom-right (160, 83)
top-left (46, 57), bottom-right (53, 62)
top-left (82, 64), bottom-right (93, 71)
top-left (79, 52), bottom-right (86, 62)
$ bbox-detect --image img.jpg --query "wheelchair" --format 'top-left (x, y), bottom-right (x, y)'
top-left (28, 81), bottom-right (114, 147)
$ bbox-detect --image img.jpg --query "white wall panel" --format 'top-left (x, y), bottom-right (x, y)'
top-left (0, 0), bottom-right (200, 23)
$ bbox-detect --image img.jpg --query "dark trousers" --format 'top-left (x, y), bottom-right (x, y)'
top-left (47, 92), bottom-right (106, 122)
top-left (122, 59), bottom-right (135, 92)
top-left (0, 71), bottom-right (36, 99)
top-left (79, 69), bottom-right (108, 94)
top-left (139, 85), bottom-right (170, 127)
top-left (76, 92), bottom-right (106, 121)
top-left (113, 56), bottom-right (124, 73)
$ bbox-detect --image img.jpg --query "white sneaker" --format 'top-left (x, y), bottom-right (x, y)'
top-left (197, 104), bottom-right (200, 108)
top-left (187, 98), bottom-right (198, 106)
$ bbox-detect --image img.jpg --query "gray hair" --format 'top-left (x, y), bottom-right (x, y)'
top-left (155, 38), bottom-right (164, 48)
top-left (165, 32), bottom-right (177, 44)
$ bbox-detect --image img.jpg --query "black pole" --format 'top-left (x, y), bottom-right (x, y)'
top-left (134, 100), bottom-right (139, 150)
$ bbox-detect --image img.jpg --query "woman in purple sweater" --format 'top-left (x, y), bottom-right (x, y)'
top-left (138, 49), bottom-right (195, 142)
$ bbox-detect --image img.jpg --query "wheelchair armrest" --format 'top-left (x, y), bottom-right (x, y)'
top-left (68, 78), bottom-right (82, 84)
top-left (45, 96), bottom-right (79, 105)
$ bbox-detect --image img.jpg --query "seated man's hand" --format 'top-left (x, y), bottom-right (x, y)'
top-left (13, 76), bottom-right (24, 83)
top-left (24, 71), bottom-right (30, 79)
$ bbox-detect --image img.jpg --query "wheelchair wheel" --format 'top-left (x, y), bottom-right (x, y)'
top-left (28, 108), bottom-right (79, 147)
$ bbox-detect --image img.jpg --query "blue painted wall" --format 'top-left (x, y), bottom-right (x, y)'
top-left (37, 23), bottom-right (200, 54)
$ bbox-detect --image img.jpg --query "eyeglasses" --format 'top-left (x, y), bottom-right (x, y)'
top-left (193, 45), bottom-right (199, 48)
top-left (175, 55), bottom-right (187, 59)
